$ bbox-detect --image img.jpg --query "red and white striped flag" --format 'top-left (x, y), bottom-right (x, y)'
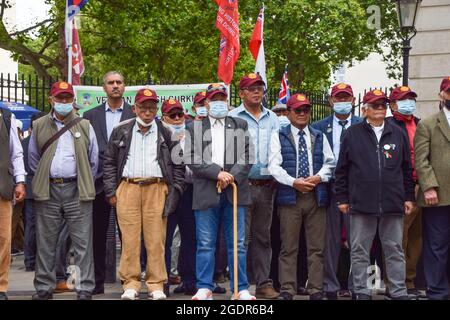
top-left (249, 7), bottom-right (266, 87)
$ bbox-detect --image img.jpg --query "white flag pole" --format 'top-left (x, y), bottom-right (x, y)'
top-left (65, 0), bottom-right (73, 84)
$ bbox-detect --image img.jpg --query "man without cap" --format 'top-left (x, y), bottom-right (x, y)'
top-left (414, 77), bottom-right (450, 300)
top-left (229, 73), bottom-right (280, 299)
top-left (334, 89), bottom-right (415, 300)
top-left (160, 98), bottom-right (197, 296)
top-left (103, 89), bottom-right (185, 300)
top-left (386, 85), bottom-right (423, 298)
top-left (312, 83), bottom-right (362, 299)
top-left (185, 83), bottom-right (255, 300)
top-left (29, 81), bottom-right (99, 300)
top-left (0, 104), bottom-right (26, 300)
top-left (82, 71), bottom-right (134, 294)
top-left (272, 104), bottom-right (290, 127)
top-left (269, 93), bottom-right (335, 300)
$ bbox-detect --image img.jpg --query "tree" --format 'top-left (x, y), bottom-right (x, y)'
top-left (1, 0), bottom-right (403, 90)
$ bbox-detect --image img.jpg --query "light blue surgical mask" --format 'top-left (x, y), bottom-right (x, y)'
top-left (53, 102), bottom-right (73, 116)
top-left (169, 123), bottom-right (185, 133)
top-left (208, 101), bottom-right (228, 119)
top-left (196, 106), bottom-right (208, 117)
top-left (396, 99), bottom-right (416, 116)
top-left (333, 102), bottom-right (353, 115)
top-left (278, 116), bottom-right (290, 127)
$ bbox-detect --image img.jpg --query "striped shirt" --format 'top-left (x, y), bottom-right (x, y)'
top-left (122, 120), bottom-right (163, 178)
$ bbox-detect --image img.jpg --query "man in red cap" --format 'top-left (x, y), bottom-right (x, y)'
top-left (385, 86), bottom-right (423, 298)
top-left (159, 98), bottom-right (197, 296)
top-left (192, 91), bottom-right (208, 121)
top-left (185, 83), bottom-right (255, 300)
top-left (312, 83), bottom-right (363, 299)
top-left (28, 81), bottom-right (99, 300)
top-left (103, 88), bottom-right (185, 300)
top-left (269, 93), bottom-right (335, 300)
top-left (414, 77), bottom-right (450, 300)
top-left (334, 89), bottom-right (415, 300)
top-left (229, 73), bottom-right (280, 299)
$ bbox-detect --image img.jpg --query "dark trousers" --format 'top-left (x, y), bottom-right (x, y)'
top-left (422, 205), bottom-right (450, 300)
top-left (23, 199), bottom-right (36, 269)
top-left (92, 191), bottom-right (112, 289)
top-left (165, 184), bottom-right (197, 287)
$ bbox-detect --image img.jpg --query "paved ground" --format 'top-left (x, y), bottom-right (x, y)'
top-left (7, 253), bottom-right (393, 300)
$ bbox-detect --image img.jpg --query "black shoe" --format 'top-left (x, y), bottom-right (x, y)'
top-left (32, 291), bottom-right (53, 300)
top-left (277, 291), bottom-right (293, 300)
top-left (173, 283), bottom-right (185, 294)
top-left (297, 286), bottom-right (309, 296)
top-left (213, 283), bottom-right (226, 294)
top-left (325, 291), bottom-right (338, 300)
top-left (164, 284), bottom-right (171, 297)
top-left (77, 291), bottom-right (92, 300)
top-left (310, 292), bottom-right (325, 300)
top-left (407, 288), bottom-right (426, 299)
top-left (354, 293), bottom-right (372, 300)
top-left (0, 292), bottom-right (8, 300)
top-left (92, 286), bottom-right (105, 295)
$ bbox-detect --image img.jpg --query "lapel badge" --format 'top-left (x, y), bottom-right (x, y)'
top-left (74, 132), bottom-right (81, 139)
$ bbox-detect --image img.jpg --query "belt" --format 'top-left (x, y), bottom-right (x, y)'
top-left (249, 179), bottom-right (274, 187)
top-left (122, 177), bottom-right (164, 186)
top-left (50, 178), bottom-right (77, 184)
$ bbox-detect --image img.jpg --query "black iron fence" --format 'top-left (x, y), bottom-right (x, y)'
top-left (1, 73), bottom-right (393, 122)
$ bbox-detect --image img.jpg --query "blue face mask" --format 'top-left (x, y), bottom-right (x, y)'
top-left (196, 106), bottom-right (208, 117)
top-left (53, 102), bottom-right (73, 116)
top-left (396, 99), bottom-right (416, 115)
top-left (333, 102), bottom-right (353, 115)
top-left (169, 123), bottom-right (185, 133)
top-left (278, 116), bottom-right (290, 127)
top-left (208, 101), bottom-right (228, 119)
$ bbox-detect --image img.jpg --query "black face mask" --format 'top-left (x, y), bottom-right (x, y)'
top-left (445, 100), bottom-right (450, 110)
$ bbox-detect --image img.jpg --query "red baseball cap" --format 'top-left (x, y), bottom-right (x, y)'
top-left (239, 73), bottom-right (265, 89)
top-left (363, 89), bottom-right (390, 104)
top-left (206, 83), bottom-right (228, 100)
top-left (287, 94), bottom-right (311, 109)
top-left (331, 83), bottom-right (354, 97)
top-left (440, 77), bottom-right (450, 92)
top-left (50, 81), bottom-right (74, 97)
top-left (134, 88), bottom-right (159, 104)
top-left (161, 98), bottom-right (183, 114)
top-left (194, 91), bottom-right (207, 105)
top-left (389, 86), bottom-right (418, 101)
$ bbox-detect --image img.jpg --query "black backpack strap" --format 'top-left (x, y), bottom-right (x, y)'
top-left (40, 117), bottom-right (83, 156)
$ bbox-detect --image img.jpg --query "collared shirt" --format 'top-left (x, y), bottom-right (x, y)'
top-left (332, 114), bottom-right (352, 160)
top-left (28, 114), bottom-right (99, 179)
top-left (209, 116), bottom-right (225, 168)
top-left (105, 102), bottom-right (124, 140)
top-left (268, 126), bottom-right (335, 187)
top-left (122, 120), bottom-right (163, 178)
top-left (368, 120), bottom-right (385, 142)
top-left (8, 113), bottom-right (26, 183)
top-left (444, 107), bottom-right (450, 128)
top-left (229, 103), bottom-right (280, 179)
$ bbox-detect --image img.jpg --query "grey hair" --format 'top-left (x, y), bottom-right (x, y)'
top-left (103, 71), bottom-right (125, 84)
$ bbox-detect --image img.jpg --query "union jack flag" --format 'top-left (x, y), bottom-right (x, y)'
top-left (278, 64), bottom-right (290, 104)
top-left (67, 0), bottom-right (89, 21)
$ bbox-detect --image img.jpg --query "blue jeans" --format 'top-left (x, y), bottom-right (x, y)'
top-left (195, 194), bottom-right (248, 292)
top-left (23, 199), bottom-right (36, 269)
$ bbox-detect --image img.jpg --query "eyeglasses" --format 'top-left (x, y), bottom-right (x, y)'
top-left (136, 105), bottom-right (157, 113)
top-left (369, 103), bottom-right (387, 110)
top-left (291, 107), bottom-right (311, 114)
top-left (242, 86), bottom-right (265, 93)
top-left (167, 112), bottom-right (185, 120)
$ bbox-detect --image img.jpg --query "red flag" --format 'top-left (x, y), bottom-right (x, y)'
top-left (249, 8), bottom-right (263, 61)
top-left (71, 21), bottom-right (85, 85)
top-left (215, 0), bottom-right (240, 84)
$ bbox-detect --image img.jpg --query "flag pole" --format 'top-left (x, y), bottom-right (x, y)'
top-left (65, 0), bottom-right (73, 84)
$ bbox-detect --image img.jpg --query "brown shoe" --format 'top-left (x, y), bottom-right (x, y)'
top-left (255, 286), bottom-right (279, 299)
top-left (54, 281), bottom-right (73, 293)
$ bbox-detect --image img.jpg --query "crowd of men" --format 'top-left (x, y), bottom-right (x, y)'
top-left (0, 71), bottom-right (450, 301)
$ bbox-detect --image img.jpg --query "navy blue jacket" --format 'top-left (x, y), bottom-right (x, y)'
top-left (312, 114), bottom-right (363, 148)
top-left (334, 120), bottom-right (415, 216)
top-left (276, 125), bottom-right (329, 207)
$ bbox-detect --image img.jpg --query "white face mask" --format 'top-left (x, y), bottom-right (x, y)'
top-left (136, 116), bottom-right (152, 127)
top-left (278, 116), bottom-right (290, 127)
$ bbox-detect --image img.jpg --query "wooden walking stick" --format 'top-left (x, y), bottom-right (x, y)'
top-left (217, 181), bottom-right (239, 300)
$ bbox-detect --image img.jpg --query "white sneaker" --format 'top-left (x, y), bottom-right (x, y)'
top-left (232, 290), bottom-right (256, 300)
top-left (149, 290), bottom-right (166, 300)
top-left (121, 289), bottom-right (139, 300)
top-left (192, 288), bottom-right (213, 300)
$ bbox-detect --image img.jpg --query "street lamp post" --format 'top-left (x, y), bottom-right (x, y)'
top-left (394, 0), bottom-right (422, 86)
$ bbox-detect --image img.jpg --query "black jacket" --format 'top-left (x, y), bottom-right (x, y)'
top-left (83, 102), bottom-right (134, 193)
top-left (103, 118), bottom-right (185, 216)
top-left (334, 120), bottom-right (415, 216)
